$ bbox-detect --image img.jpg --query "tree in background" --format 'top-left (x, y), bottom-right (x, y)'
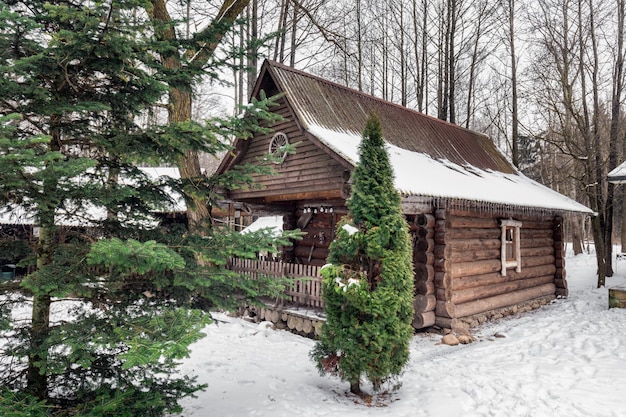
top-left (158, 0), bottom-right (626, 284)
top-left (527, 0), bottom-right (626, 286)
top-left (311, 115), bottom-right (414, 395)
top-left (147, 0), bottom-right (265, 232)
top-left (0, 1), bottom-right (296, 415)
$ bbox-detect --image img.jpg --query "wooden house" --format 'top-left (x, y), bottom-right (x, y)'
top-left (217, 60), bottom-right (592, 331)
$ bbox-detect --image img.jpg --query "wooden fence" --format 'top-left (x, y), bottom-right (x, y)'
top-left (228, 258), bottom-right (324, 308)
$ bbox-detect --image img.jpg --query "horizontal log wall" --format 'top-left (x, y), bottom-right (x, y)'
top-left (553, 216), bottom-right (567, 297)
top-left (434, 208), bottom-right (561, 328)
top-left (228, 97), bottom-right (349, 201)
top-left (410, 213), bottom-right (437, 329)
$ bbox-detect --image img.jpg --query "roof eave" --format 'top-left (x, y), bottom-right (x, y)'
top-left (608, 175), bottom-right (626, 184)
top-left (400, 194), bottom-right (592, 216)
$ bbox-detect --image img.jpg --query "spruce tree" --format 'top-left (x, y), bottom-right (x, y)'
top-left (0, 1), bottom-right (295, 415)
top-left (311, 114), bottom-right (415, 395)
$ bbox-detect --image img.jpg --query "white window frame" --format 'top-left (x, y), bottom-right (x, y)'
top-left (499, 219), bottom-right (522, 276)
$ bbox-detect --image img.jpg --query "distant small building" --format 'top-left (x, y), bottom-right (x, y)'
top-left (608, 161), bottom-right (626, 184)
top-left (0, 167), bottom-right (187, 278)
top-left (217, 60), bottom-right (592, 330)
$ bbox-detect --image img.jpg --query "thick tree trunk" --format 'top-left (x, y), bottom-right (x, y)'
top-left (289, 1), bottom-right (298, 67)
top-left (606, 184), bottom-right (616, 277)
top-left (170, 87), bottom-right (211, 230)
top-left (448, 0), bottom-right (456, 124)
top-left (149, 0), bottom-right (250, 232)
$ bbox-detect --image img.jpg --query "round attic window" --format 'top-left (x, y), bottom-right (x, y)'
top-left (269, 132), bottom-right (289, 163)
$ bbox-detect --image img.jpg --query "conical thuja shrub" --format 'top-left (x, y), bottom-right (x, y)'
top-left (311, 114), bottom-right (414, 395)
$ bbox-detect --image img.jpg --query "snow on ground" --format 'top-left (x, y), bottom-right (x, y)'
top-left (175, 250), bottom-right (626, 417)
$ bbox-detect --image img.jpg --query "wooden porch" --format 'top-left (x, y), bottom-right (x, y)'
top-left (228, 258), bottom-right (324, 309)
top-left (228, 258), bottom-right (325, 337)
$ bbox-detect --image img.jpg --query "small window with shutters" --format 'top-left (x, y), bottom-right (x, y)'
top-left (499, 219), bottom-right (522, 276)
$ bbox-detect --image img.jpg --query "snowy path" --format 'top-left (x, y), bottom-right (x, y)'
top-left (176, 253), bottom-right (626, 417)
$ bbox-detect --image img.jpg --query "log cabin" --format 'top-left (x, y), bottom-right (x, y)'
top-left (217, 60), bottom-right (592, 331)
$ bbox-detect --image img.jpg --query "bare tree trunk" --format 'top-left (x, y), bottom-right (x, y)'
top-left (382, 4), bottom-right (389, 101)
top-left (247, 0), bottom-right (258, 94)
top-left (448, 0), bottom-right (457, 124)
top-left (571, 215), bottom-right (584, 255)
top-left (356, 0), bottom-right (363, 92)
top-left (27, 226), bottom-right (53, 399)
top-left (588, 0), bottom-right (611, 281)
top-left (277, 0), bottom-right (289, 62)
top-left (186, 0), bottom-right (191, 38)
top-left (437, 4), bottom-right (447, 120)
top-left (398, 1), bottom-right (407, 106)
top-left (289, 0), bottom-right (299, 67)
top-left (412, 0), bottom-right (426, 112)
top-left (607, 0), bottom-right (625, 273)
top-left (466, 1), bottom-right (489, 129)
top-left (421, 0), bottom-right (428, 114)
top-left (238, 21), bottom-right (245, 107)
top-left (508, 0), bottom-right (519, 168)
top-left (370, 41), bottom-right (375, 96)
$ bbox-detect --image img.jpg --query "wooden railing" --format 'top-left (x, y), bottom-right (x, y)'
top-left (228, 258), bottom-right (324, 308)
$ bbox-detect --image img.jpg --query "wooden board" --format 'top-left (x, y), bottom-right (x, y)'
top-left (609, 287), bottom-right (626, 308)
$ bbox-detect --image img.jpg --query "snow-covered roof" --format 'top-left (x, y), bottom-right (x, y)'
top-left (0, 167), bottom-right (186, 227)
top-left (139, 166), bottom-right (186, 213)
top-left (608, 161), bottom-right (626, 184)
top-left (241, 215), bottom-right (283, 236)
top-left (307, 125), bottom-right (591, 214)
top-left (0, 204), bottom-right (35, 226)
top-left (258, 60), bottom-right (591, 214)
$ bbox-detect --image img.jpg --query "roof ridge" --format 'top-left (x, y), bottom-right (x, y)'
top-left (264, 59), bottom-right (488, 139)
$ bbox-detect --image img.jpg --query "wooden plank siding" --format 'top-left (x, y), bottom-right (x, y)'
top-left (434, 207), bottom-right (560, 325)
top-left (292, 201), bottom-right (347, 267)
top-left (227, 97), bottom-right (349, 202)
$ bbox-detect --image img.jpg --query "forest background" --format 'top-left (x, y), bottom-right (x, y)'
top-left (0, 0), bottom-right (622, 413)
top-left (186, 0), bottom-right (626, 285)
